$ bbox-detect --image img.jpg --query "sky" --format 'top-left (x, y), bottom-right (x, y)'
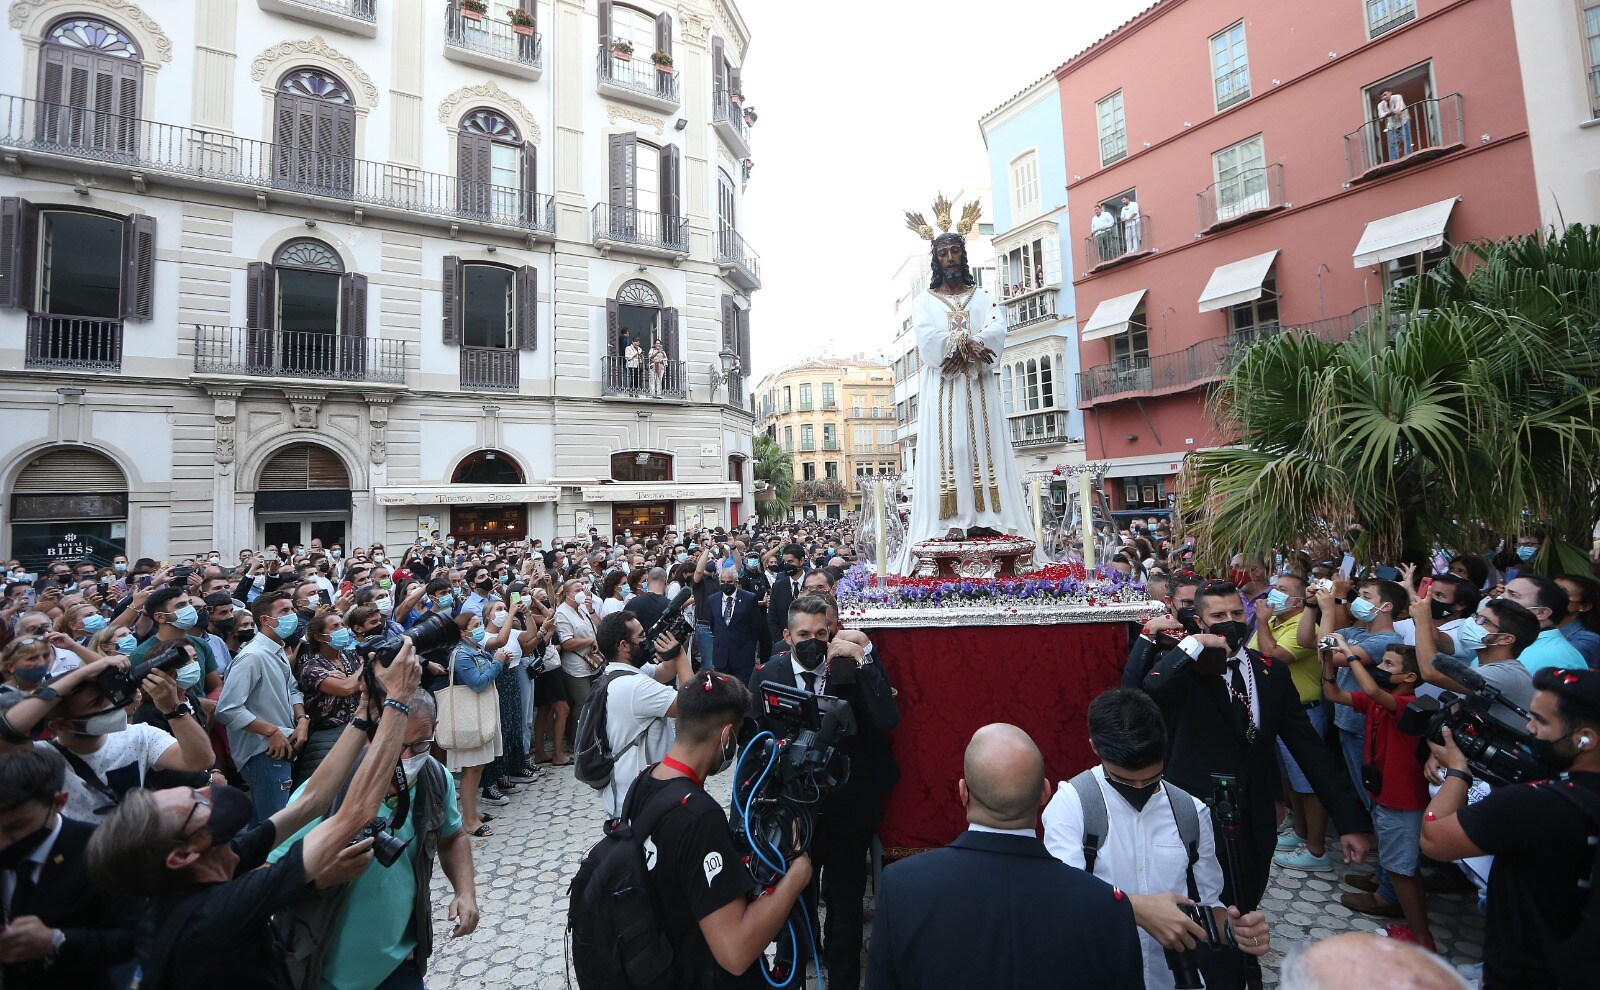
top-left (737, 0), bottom-right (1155, 381)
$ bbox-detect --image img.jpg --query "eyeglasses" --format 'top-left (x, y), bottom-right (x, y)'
top-left (402, 738), bottom-right (434, 756)
top-left (178, 788), bottom-right (211, 842)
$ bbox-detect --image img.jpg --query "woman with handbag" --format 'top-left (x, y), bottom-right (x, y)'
top-left (530, 583), bottom-right (571, 766)
top-left (293, 612), bottom-right (361, 785)
top-left (553, 578), bottom-right (601, 750)
top-left (443, 612), bottom-right (504, 836)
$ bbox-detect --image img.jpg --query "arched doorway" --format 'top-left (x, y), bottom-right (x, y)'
top-left (603, 279), bottom-right (679, 396)
top-left (9, 448), bottom-right (128, 567)
top-left (449, 450), bottom-right (527, 543)
top-left (36, 17), bottom-right (142, 154)
top-left (256, 443), bottom-right (351, 550)
top-left (273, 67), bottom-right (356, 196)
top-left (609, 450), bottom-right (673, 539)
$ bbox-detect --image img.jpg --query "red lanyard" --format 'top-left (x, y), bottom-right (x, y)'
top-left (660, 756), bottom-right (702, 790)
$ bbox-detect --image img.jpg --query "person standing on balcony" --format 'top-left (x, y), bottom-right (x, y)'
top-left (1090, 204), bottom-right (1117, 262)
top-left (1379, 90), bottom-right (1413, 161)
top-left (1119, 195), bottom-right (1141, 254)
top-left (648, 339), bottom-right (668, 395)
top-left (625, 334), bottom-right (645, 392)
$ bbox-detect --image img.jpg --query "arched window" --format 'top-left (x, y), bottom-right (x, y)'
top-left (257, 442), bottom-right (352, 549)
top-left (448, 450), bottom-right (527, 541)
top-left (452, 450), bottom-right (524, 485)
top-left (457, 107), bottom-right (536, 223)
top-left (611, 451), bottom-right (672, 482)
top-left (246, 238), bottom-right (366, 376)
top-left (37, 18), bottom-right (142, 153)
top-left (10, 447), bottom-right (129, 566)
top-left (274, 68), bottom-right (356, 196)
top-left (606, 280), bottom-right (678, 395)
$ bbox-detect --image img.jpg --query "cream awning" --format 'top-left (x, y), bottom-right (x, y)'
top-left (1198, 250), bottom-right (1279, 313)
top-left (1080, 289), bottom-right (1148, 342)
top-left (1352, 198), bottom-right (1457, 267)
top-left (373, 485), bottom-right (560, 506)
top-left (580, 482), bottom-right (743, 503)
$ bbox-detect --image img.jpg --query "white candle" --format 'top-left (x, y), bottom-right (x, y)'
top-left (874, 480), bottom-right (887, 583)
top-left (1031, 476), bottom-right (1043, 551)
top-left (1080, 472), bottom-right (1095, 571)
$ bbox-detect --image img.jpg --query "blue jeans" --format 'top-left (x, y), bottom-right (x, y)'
top-left (240, 751), bottom-right (293, 825)
top-left (1386, 120), bottom-right (1413, 161)
top-left (695, 622), bottom-right (714, 671)
top-left (374, 959), bottom-right (424, 990)
top-left (1340, 728), bottom-right (1395, 903)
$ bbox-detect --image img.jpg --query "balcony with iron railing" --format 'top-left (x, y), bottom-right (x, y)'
top-left (1084, 214), bottom-right (1154, 272)
top-left (460, 345), bottom-right (520, 392)
top-left (1000, 274), bottom-right (1054, 301)
top-left (847, 408), bottom-right (891, 420)
top-left (590, 202), bottom-right (688, 260)
top-left (712, 89), bottom-right (752, 158)
top-left (822, 440), bottom-right (840, 451)
top-left (1006, 291), bottom-right (1060, 330)
top-left (800, 440), bottom-right (817, 452)
top-left (194, 325), bottom-right (408, 384)
top-left (715, 223), bottom-right (761, 290)
top-left (0, 94), bottom-right (555, 237)
top-left (1344, 94), bottom-right (1464, 183)
top-left (798, 400), bottom-right (814, 411)
top-left (25, 315), bottom-right (122, 371)
top-left (600, 353), bottom-right (687, 399)
top-left (1198, 163), bottom-right (1285, 233)
top-left (851, 444), bottom-right (899, 456)
top-left (596, 46), bottom-right (681, 113)
top-left (1009, 410), bottom-right (1073, 448)
top-left (445, 5), bottom-right (542, 80)
top-left (258, 0), bottom-right (377, 37)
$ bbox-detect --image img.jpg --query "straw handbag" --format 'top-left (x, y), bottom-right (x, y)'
top-left (436, 651), bottom-right (500, 751)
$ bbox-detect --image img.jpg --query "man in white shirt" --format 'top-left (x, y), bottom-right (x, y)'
top-left (593, 612), bottom-right (693, 819)
top-left (1090, 204), bottom-right (1117, 261)
top-left (1378, 90), bottom-right (1413, 161)
top-left (1119, 195), bottom-right (1142, 253)
top-left (1044, 687), bottom-right (1272, 989)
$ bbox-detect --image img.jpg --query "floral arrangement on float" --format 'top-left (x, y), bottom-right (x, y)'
top-left (836, 559), bottom-right (1147, 614)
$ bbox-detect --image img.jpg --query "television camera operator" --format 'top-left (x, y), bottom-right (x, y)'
top-left (747, 593), bottom-right (899, 990)
top-left (82, 641), bottom-right (423, 990)
top-left (1419, 667), bottom-right (1600, 990)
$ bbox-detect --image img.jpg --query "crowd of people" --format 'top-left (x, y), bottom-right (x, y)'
top-left (0, 512), bottom-right (1595, 990)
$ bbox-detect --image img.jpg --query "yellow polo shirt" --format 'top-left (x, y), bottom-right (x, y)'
top-left (1250, 611), bottom-right (1321, 703)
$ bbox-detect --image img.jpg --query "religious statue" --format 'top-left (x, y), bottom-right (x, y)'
top-left (893, 195), bottom-right (1039, 575)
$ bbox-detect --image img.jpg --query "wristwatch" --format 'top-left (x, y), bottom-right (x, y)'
top-left (49, 928), bottom-right (64, 955)
top-left (163, 701), bottom-right (195, 720)
top-left (1443, 768), bottom-right (1473, 785)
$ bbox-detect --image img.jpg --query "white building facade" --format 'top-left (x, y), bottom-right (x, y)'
top-left (0, 0), bottom-right (760, 565)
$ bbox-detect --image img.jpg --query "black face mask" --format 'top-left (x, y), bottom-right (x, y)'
top-left (212, 615), bottom-right (236, 633)
top-left (201, 785), bottom-right (254, 847)
top-left (1528, 732), bottom-right (1581, 773)
top-left (721, 583), bottom-right (739, 595)
top-left (0, 814), bottom-right (56, 869)
top-left (792, 638), bottom-right (828, 672)
top-left (1208, 620), bottom-right (1250, 653)
top-left (1368, 668), bottom-right (1396, 691)
top-left (1174, 605), bottom-right (1199, 634)
top-left (1431, 599), bottom-right (1455, 622)
top-left (1107, 776), bottom-right (1163, 812)
top-left (236, 629), bottom-right (257, 644)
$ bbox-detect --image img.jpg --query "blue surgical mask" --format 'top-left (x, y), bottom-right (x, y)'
top-left (470, 627), bottom-right (487, 645)
top-left (620, 584), bottom-right (631, 596)
top-left (170, 605), bottom-right (199, 630)
top-left (1516, 545), bottom-right (1537, 562)
top-left (274, 613), bottom-right (300, 639)
top-left (82, 613), bottom-right (108, 633)
top-left (116, 633), bottom-right (138, 654)
top-left (113, 562), bottom-right (128, 573)
top-left (1349, 597), bottom-right (1379, 622)
top-left (1457, 616), bottom-right (1494, 653)
top-left (437, 594), bottom-right (454, 608)
top-left (329, 629), bottom-right (354, 650)
top-left (175, 662), bottom-right (203, 691)
top-left (1266, 589), bottom-right (1292, 614)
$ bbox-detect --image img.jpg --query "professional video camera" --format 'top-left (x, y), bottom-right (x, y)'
top-left (96, 643), bottom-right (191, 709)
top-left (641, 588), bottom-right (694, 662)
top-left (1397, 655), bottom-right (1547, 786)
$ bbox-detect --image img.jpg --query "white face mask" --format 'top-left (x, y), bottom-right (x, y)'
top-left (375, 596), bottom-right (394, 616)
top-left (488, 611), bottom-right (506, 629)
top-left (73, 708), bottom-right (129, 736)
top-left (400, 752), bottom-right (430, 787)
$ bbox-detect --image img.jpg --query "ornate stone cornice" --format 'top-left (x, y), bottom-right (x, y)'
top-left (251, 35), bottom-right (379, 106)
top-left (9, 0), bottom-right (173, 62)
top-left (605, 104), bottom-right (664, 135)
top-left (436, 80), bottom-right (542, 143)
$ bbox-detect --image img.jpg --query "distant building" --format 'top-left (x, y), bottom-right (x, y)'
top-left (756, 357), bottom-right (894, 520)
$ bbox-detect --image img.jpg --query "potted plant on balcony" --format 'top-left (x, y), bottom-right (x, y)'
top-left (741, 106), bottom-right (758, 126)
top-left (507, 7), bottom-right (534, 33)
top-left (611, 38), bottom-right (634, 60)
top-left (729, 87), bottom-right (744, 108)
top-left (651, 50), bottom-right (673, 72)
top-left (458, 0), bottom-right (486, 22)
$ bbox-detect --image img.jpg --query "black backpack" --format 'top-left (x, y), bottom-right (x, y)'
top-left (574, 667), bottom-right (663, 790)
top-left (1545, 780), bottom-right (1600, 989)
top-left (568, 774), bottom-right (694, 990)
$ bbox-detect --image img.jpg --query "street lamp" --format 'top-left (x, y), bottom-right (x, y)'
top-left (709, 348), bottom-right (740, 397)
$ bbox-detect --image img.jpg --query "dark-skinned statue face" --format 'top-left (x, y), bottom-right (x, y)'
top-left (931, 233), bottom-right (973, 291)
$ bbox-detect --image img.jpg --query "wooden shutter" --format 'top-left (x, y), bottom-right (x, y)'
top-left (0, 197), bottom-right (39, 311)
top-left (520, 143), bottom-right (538, 225)
top-left (608, 132), bottom-right (635, 210)
top-left (711, 36), bottom-right (725, 98)
top-left (655, 12), bottom-right (672, 55)
top-left (737, 306), bottom-right (752, 371)
top-left (598, 0), bottom-right (612, 47)
top-left (458, 131), bottom-right (491, 217)
top-left (515, 265), bottom-right (537, 351)
top-left (315, 101), bottom-right (356, 195)
top-left (36, 47), bottom-right (69, 145)
top-left (121, 213), bottom-right (156, 321)
top-left (729, 63), bottom-right (742, 95)
top-left (14, 448), bottom-right (125, 493)
top-left (340, 272), bottom-right (368, 376)
top-left (246, 261), bottom-right (276, 369)
top-left (660, 144), bottom-right (682, 227)
top-left (661, 306), bottom-right (679, 362)
top-left (606, 299), bottom-right (620, 354)
top-left (442, 255), bottom-right (463, 344)
top-left (260, 444), bottom-right (350, 490)
top-left (720, 294), bottom-right (736, 352)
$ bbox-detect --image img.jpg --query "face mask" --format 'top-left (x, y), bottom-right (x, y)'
top-left (82, 613), bottom-right (108, 633)
top-left (169, 605), bottom-right (200, 630)
top-left (1430, 599), bottom-right (1454, 622)
top-left (208, 556), bottom-right (221, 565)
top-left (209, 613), bottom-right (235, 633)
top-left (792, 637), bottom-right (828, 672)
top-left (1106, 775), bottom-right (1163, 812)
top-left (236, 628), bottom-right (257, 644)
top-left (1516, 545), bottom-right (1537, 562)
top-left (437, 594), bottom-right (454, 609)
top-left (675, 553), bottom-right (688, 563)
top-left (401, 752), bottom-right (431, 787)
top-left (375, 596), bottom-right (394, 616)
top-left (1349, 597), bottom-right (1379, 623)
top-left (175, 662), bottom-right (203, 692)
top-left (0, 817), bottom-right (57, 869)
top-left (329, 629), bottom-right (354, 650)
top-left (378, 578), bottom-right (393, 590)
top-left (116, 633), bottom-right (138, 654)
top-left (710, 729), bottom-right (738, 778)
top-left (11, 664), bottom-right (48, 686)
top-left (620, 584), bottom-right (631, 596)
top-left (113, 562), bottom-right (128, 573)
top-left (488, 611), bottom-right (506, 629)
top-left (469, 627), bottom-right (488, 645)
top-left (201, 785), bottom-right (254, 846)
top-left (72, 708), bottom-right (128, 736)
top-left (274, 613), bottom-right (300, 639)
top-left (1527, 731), bottom-right (1581, 772)
top-left (446, 538), bottom-right (457, 547)
top-left (1368, 668), bottom-right (1397, 691)
top-left (1266, 589), bottom-right (1291, 614)
top-left (1208, 620), bottom-right (1249, 653)
top-left (1456, 617), bottom-right (1495, 653)
top-left (721, 582), bottom-right (739, 596)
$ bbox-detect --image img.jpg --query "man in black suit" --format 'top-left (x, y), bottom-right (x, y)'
top-left (1122, 572), bottom-right (1204, 688)
top-left (707, 564), bottom-right (766, 683)
top-left (0, 747), bottom-right (137, 990)
top-left (764, 542), bottom-right (809, 649)
top-left (866, 723), bottom-right (1144, 990)
top-left (750, 593), bottom-right (899, 990)
top-left (1143, 580), bottom-right (1374, 911)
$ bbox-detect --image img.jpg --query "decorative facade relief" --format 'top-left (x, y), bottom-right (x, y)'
top-left (9, 0), bottom-right (174, 62)
top-left (366, 396), bottom-right (391, 465)
top-left (605, 104), bottom-right (664, 135)
top-left (250, 36), bottom-right (379, 105)
top-left (437, 81), bottom-right (541, 142)
top-left (282, 389), bottom-right (326, 429)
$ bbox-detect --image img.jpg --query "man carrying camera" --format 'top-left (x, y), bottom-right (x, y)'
top-left (593, 612), bottom-right (693, 819)
top-left (1044, 688), bottom-right (1272, 989)
top-left (749, 594), bottom-right (898, 990)
top-left (216, 591), bottom-right (308, 825)
top-left (267, 689), bottom-right (479, 990)
top-left (84, 642), bottom-right (422, 990)
top-left (1420, 667), bottom-right (1600, 990)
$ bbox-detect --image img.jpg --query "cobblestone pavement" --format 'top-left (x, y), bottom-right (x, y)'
top-left (425, 766), bottom-right (1485, 989)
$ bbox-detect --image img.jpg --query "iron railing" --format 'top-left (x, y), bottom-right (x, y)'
top-left (800, 441), bottom-right (816, 452)
top-left (853, 443), bottom-right (898, 455)
top-left (1343, 94), bottom-right (1464, 182)
top-left (1198, 163), bottom-right (1284, 231)
top-left (822, 440), bottom-right (840, 451)
top-left (712, 90), bottom-right (750, 146)
top-left (1001, 276), bottom-right (1052, 300)
top-left (600, 353), bottom-right (686, 398)
top-left (445, 7), bottom-right (541, 67)
top-left (25, 315), bottom-right (122, 370)
top-left (0, 94), bottom-right (555, 233)
top-left (1366, 0), bottom-right (1416, 36)
top-left (847, 408), bottom-right (891, 419)
top-left (1084, 214), bottom-right (1153, 268)
top-left (590, 202), bottom-right (688, 253)
top-left (459, 345), bottom-right (520, 392)
top-left (194, 325), bottom-right (408, 383)
top-left (278, 0), bottom-right (376, 21)
top-left (1010, 410), bottom-right (1072, 448)
top-left (597, 48), bottom-right (681, 105)
top-left (1006, 291), bottom-right (1060, 329)
top-left (715, 223), bottom-right (761, 286)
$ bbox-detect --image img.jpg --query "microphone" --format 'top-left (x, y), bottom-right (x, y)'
top-left (1432, 653), bottom-right (1487, 692)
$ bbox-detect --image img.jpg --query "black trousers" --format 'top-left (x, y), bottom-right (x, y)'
top-left (804, 825), bottom-right (872, 990)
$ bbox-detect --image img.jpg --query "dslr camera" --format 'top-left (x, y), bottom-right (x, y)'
top-left (348, 763), bottom-right (414, 868)
top-left (96, 643), bottom-right (191, 709)
top-left (355, 611), bottom-right (460, 669)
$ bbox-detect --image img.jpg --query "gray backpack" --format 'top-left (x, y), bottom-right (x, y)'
top-left (1069, 770), bottom-right (1203, 901)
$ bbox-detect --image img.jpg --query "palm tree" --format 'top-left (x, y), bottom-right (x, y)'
top-left (752, 433), bottom-right (794, 521)
top-left (1180, 223), bottom-right (1600, 574)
